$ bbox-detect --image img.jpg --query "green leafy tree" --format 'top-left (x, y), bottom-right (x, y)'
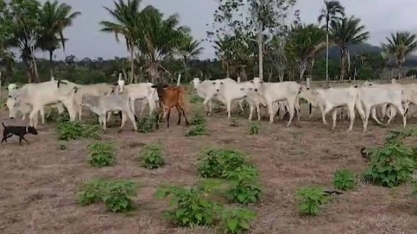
top-left (100, 0), bottom-right (141, 84)
top-left (208, 0), bottom-right (299, 81)
top-left (330, 16), bottom-right (369, 81)
top-left (383, 31), bottom-right (417, 78)
top-left (135, 6), bottom-right (189, 83)
top-left (318, 0), bottom-right (345, 84)
top-left (176, 35), bottom-right (203, 82)
top-left (37, 0), bottom-right (81, 64)
top-left (8, 0), bottom-right (42, 82)
top-left (286, 24), bottom-right (326, 80)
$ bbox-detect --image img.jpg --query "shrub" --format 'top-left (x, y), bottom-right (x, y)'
top-left (137, 114), bottom-right (157, 133)
top-left (140, 144), bottom-right (165, 169)
top-left (190, 113), bottom-right (206, 125)
top-left (362, 144), bottom-right (416, 187)
top-left (296, 187), bottom-right (329, 216)
top-left (76, 179), bottom-right (136, 213)
top-left (197, 148), bottom-right (247, 178)
top-left (156, 183), bottom-right (219, 227)
top-left (249, 123), bottom-right (260, 135)
top-left (186, 124), bottom-right (208, 136)
top-left (101, 180), bottom-right (136, 212)
top-left (88, 142), bottom-right (116, 167)
top-left (224, 165), bottom-right (262, 205)
top-left (333, 169), bottom-right (356, 191)
top-left (56, 121), bottom-right (101, 141)
top-left (219, 207), bottom-right (256, 234)
top-left (76, 179), bottom-right (106, 206)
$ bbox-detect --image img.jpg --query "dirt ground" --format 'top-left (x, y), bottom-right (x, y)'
top-left (1, 88), bottom-right (417, 234)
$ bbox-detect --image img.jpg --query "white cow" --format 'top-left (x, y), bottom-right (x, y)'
top-left (9, 80), bottom-right (78, 128)
top-left (300, 86), bottom-right (364, 131)
top-left (213, 80), bottom-right (264, 120)
top-left (250, 77), bottom-right (301, 126)
top-left (190, 77), bottom-right (244, 115)
top-left (361, 81), bottom-right (413, 125)
top-left (107, 82), bottom-right (158, 121)
top-left (81, 93), bottom-right (137, 132)
top-left (69, 82), bottom-right (115, 121)
top-left (358, 86), bottom-right (406, 132)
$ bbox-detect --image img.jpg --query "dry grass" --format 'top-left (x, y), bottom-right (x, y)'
top-left (1, 83), bottom-right (417, 234)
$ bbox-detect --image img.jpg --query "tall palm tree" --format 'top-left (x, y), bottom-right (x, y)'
top-left (135, 6), bottom-right (189, 83)
top-left (100, 0), bottom-right (141, 84)
top-left (383, 31), bottom-right (417, 78)
top-left (286, 24), bottom-right (327, 80)
top-left (318, 0), bottom-right (345, 83)
top-left (213, 35), bottom-right (233, 77)
top-left (177, 35), bottom-right (203, 81)
top-left (37, 0), bottom-right (81, 64)
top-left (330, 16), bottom-right (369, 81)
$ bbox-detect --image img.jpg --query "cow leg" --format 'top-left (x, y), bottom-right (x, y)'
top-left (331, 108), bottom-right (338, 130)
top-left (180, 105), bottom-right (189, 125)
top-left (295, 97), bottom-right (301, 121)
top-left (106, 112), bottom-right (112, 122)
top-left (226, 100), bottom-right (232, 119)
top-left (166, 107), bottom-right (171, 128)
top-left (175, 105), bottom-right (182, 125)
top-left (248, 102), bottom-right (254, 121)
top-left (371, 107), bottom-right (382, 125)
top-left (309, 103), bottom-right (313, 119)
top-left (40, 107), bottom-right (46, 125)
top-left (387, 105), bottom-right (397, 124)
top-left (267, 100), bottom-right (275, 124)
top-left (238, 100), bottom-right (245, 112)
top-left (363, 106), bottom-right (372, 133)
top-left (286, 99), bottom-right (295, 127)
top-left (126, 109), bottom-right (138, 131)
top-left (347, 104), bottom-right (356, 132)
top-left (101, 114), bottom-right (107, 131)
top-left (119, 111), bottom-right (127, 132)
top-left (322, 104), bottom-right (334, 126)
top-left (392, 102), bottom-right (406, 128)
top-left (203, 97), bottom-right (212, 116)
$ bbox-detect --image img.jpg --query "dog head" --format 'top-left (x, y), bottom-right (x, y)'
top-left (27, 126), bottom-right (38, 135)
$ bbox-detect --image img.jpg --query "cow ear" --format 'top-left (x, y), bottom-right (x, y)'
top-left (163, 84), bottom-right (169, 88)
top-left (151, 85), bottom-right (156, 88)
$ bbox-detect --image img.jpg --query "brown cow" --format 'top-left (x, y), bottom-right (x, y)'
top-left (151, 83), bottom-right (189, 129)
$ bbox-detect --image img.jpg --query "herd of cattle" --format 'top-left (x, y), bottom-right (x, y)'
top-left (2, 73), bottom-right (416, 133)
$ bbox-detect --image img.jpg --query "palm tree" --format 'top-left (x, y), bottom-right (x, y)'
top-left (383, 31), bottom-right (417, 78)
top-left (318, 0), bottom-right (345, 84)
top-left (37, 0), bottom-right (81, 64)
top-left (176, 35), bottom-right (203, 81)
top-left (135, 6), bottom-right (189, 83)
top-left (286, 24), bottom-right (327, 80)
top-left (100, 0), bottom-right (141, 84)
top-left (330, 16), bottom-right (369, 81)
top-left (213, 35), bottom-right (233, 77)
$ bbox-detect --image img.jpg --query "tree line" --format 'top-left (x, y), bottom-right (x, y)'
top-left (1, 0), bottom-right (417, 85)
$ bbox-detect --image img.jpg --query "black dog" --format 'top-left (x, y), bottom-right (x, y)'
top-left (1, 123), bottom-right (38, 145)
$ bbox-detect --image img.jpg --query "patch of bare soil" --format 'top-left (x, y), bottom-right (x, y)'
top-left (0, 96), bottom-right (416, 234)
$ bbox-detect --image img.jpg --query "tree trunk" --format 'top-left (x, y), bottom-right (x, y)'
top-left (257, 22), bottom-right (263, 80)
top-left (325, 25), bottom-right (329, 86)
top-left (299, 61), bottom-right (307, 81)
top-left (32, 58), bottom-right (39, 82)
top-left (239, 66), bottom-right (247, 81)
top-left (149, 63), bottom-right (160, 83)
top-left (49, 49), bottom-right (54, 64)
top-left (129, 46), bottom-right (134, 84)
top-left (339, 48), bottom-right (346, 82)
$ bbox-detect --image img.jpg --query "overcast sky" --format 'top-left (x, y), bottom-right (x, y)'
top-left (37, 0), bottom-right (417, 60)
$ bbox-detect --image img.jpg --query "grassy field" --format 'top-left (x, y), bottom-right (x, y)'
top-left (0, 81), bottom-right (417, 234)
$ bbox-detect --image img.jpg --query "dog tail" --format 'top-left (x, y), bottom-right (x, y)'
top-left (1, 122), bottom-right (5, 128)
